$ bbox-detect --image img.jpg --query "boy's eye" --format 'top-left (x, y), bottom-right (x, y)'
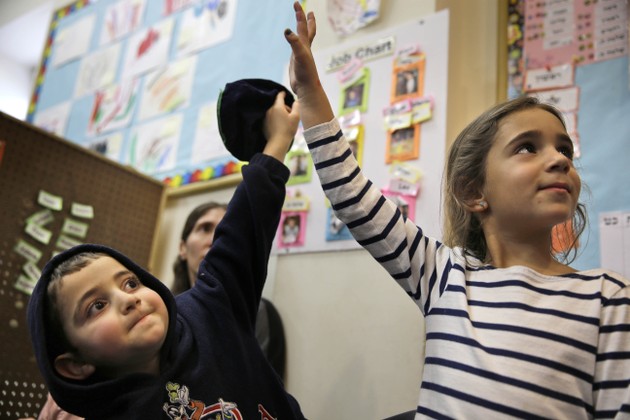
top-left (87, 300), bottom-right (107, 317)
top-left (124, 277), bottom-right (141, 291)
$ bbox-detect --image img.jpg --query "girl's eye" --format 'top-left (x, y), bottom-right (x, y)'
top-left (516, 143), bottom-right (536, 154)
top-left (558, 145), bottom-right (574, 160)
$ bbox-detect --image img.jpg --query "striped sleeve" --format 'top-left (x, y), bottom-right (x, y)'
top-left (304, 119), bottom-right (448, 314)
top-left (593, 275), bottom-right (630, 418)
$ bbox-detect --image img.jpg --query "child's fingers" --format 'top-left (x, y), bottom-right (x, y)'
top-left (293, 1), bottom-right (308, 41)
top-left (274, 91), bottom-right (287, 108)
top-left (289, 100), bottom-right (300, 118)
top-left (307, 11), bottom-right (316, 45)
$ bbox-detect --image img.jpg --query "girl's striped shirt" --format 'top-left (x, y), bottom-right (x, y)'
top-left (304, 119), bottom-right (630, 419)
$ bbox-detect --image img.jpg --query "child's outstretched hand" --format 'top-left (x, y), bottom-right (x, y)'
top-left (284, 1), bottom-right (317, 99)
top-left (262, 91), bottom-right (300, 163)
top-left (284, 1), bottom-right (333, 128)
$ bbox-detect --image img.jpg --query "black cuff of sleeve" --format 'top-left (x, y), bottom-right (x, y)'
top-left (248, 153), bottom-right (290, 183)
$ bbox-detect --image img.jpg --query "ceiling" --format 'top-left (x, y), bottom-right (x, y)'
top-left (0, 1), bottom-right (54, 67)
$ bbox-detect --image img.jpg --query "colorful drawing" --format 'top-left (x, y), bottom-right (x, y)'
top-left (176, 0), bottom-right (238, 56)
top-left (138, 56), bottom-right (197, 121)
top-left (122, 18), bottom-right (174, 79)
top-left (88, 79), bottom-right (139, 135)
top-left (75, 43), bottom-right (122, 98)
top-left (128, 114), bottom-right (182, 174)
top-left (100, 0), bottom-right (147, 45)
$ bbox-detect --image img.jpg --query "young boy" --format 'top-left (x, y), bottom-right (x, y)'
top-left (27, 92), bottom-right (306, 419)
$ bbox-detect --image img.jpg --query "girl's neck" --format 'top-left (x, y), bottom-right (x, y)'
top-left (484, 231), bottom-right (576, 275)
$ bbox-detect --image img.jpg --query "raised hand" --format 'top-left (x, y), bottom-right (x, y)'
top-left (262, 91), bottom-right (300, 162)
top-left (283, 1), bottom-right (334, 128)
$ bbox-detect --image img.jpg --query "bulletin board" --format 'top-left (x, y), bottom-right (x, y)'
top-left (506, 0), bottom-right (630, 274)
top-left (278, 10), bottom-right (448, 254)
top-left (0, 111), bottom-right (164, 419)
top-left (27, 0), bottom-right (296, 187)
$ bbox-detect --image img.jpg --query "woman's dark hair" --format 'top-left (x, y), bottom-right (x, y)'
top-left (171, 202), bottom-right (227, 295)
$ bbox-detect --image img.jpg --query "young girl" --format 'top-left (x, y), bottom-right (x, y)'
top-left (284, 2), bottom-right (630, 418)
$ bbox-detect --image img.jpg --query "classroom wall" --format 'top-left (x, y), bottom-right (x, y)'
top-left (0, 55), bottom-right (33, 119)
top-left (153, 2), bottom-right (502, 419)
top-left (0, 1), bottom-right (501, 418)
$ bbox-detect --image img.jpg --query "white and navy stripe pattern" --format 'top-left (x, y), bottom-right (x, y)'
top-left (304, 119), bottom-right (630, 419)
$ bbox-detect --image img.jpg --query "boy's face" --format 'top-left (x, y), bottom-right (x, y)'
top-left (55, 256), bottom-right (169, 378)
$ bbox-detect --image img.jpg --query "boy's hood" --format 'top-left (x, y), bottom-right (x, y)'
top-left (27, 244), bottom-right (177, 418)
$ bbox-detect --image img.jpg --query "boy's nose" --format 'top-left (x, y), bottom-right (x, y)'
top-left (119, 292), bottom-right (140, 313)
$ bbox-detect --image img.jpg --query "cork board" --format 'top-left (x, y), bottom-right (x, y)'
top-left (0, 111), bottom-right (165, 418)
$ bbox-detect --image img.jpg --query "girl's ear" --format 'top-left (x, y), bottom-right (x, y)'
top-left (462, 194), bottom-right (488, 213)
top-left (54, 353), bottom-right (96, 380)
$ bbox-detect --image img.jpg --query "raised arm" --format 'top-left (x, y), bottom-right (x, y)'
top-left (282, 2), bottom-right (447, 309)
top-left (197, 92), bottom-right (298, 327)
top-left (284, 1), bottom-right (334, 129)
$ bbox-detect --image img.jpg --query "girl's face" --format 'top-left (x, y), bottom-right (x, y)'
top-left (481, 107), bottom-right (581, 235)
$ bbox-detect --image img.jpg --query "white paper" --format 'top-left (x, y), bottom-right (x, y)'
top-left (99, 0), bottom-right (147, 46)
top-left (88, 78), bottom-right (139, 135)
top-left (138, 55), bottom-right (197, 121)
top-left (52, 14), bottom-right (96, 67)
top-left (122, 18), bottom-right (174, 80)
top-left (532, 86), bottom-right (579, 112)
top-left (74, 43), bottom-right (122, 98)
top-left (599, 211), bottom-right (630, 278)
top-left (33, 101), bottom-right (72, 137)
top-left (524, 63), bottom-right (574, 92)
top-left (176, 0), bottom-right (237, 57)
top-left (191, 102), bottom-right (230, 164)
top-left (128, 113), bottom-right (182, 174)
top-left (327, 0), bottom-right (381, 36)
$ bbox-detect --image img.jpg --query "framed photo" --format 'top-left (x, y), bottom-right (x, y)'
top-left (278, 212), bottom-right (306, 248)
top-left (286, 149), bottom-right (312, 186)
top-left (385, 125), bottom-right (419, 163)
top-left (382, 188), bottom-right (416, 223)
top-left (325, 207), bottom-right (353, 241)
top-left (344, 124), bottom-right (365, 166)
top-left (391, 56), bottom-right (425, 102)
top-left (338, 68), bottom-right (370, 114)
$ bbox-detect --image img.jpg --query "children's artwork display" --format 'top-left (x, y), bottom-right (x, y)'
top-left (30, 2), bottom-right (448, 255)
top-left (28, 0), bottom-right (295, 187)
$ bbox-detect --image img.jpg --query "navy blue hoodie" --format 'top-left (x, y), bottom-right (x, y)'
top-left (27, 154), bottom-right (305, 419)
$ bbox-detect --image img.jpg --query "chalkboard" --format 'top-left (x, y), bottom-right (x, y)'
top-left (0, 111), bottom-right (164, 419)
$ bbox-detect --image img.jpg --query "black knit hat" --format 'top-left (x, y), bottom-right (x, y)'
top-left (217, 78), bottom-right (295, 161)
